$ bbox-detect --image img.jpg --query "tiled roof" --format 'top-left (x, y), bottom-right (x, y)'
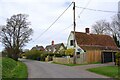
top-left (72, 31), bottom-right (118, 50)
top-left (31, 46), bottom-right (45, 51)
top-left (45, 43), bottom-right (65, 53)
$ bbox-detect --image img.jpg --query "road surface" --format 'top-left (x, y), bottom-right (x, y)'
top-left (20, 59), bottom-right (110, 78)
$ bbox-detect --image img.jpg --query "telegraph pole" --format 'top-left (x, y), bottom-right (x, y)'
top-left (73, 2), bottom-right (76, 64)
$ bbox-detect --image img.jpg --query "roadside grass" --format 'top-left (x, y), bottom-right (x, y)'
top-left (12, 61), bottom-right (28, 78)
top-left (52, 62), bottom-right (82, 66)
top-left (87, 66), bottom-right (119, 78)
top-left (0, 57), bottom-right (2, 79)
top-left (2, 57), bottom-right (28, 79)
top-left (52, 62), bottom-right (101, 66)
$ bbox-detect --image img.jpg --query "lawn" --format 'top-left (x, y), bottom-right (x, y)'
top-left (87, 66), bottom-right (119, 78)
top-left (2, 57), bottom-right (28, 79)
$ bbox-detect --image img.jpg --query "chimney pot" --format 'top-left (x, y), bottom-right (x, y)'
top-left (52, 41), bottom-right (54, 45)
top-left (85, 28), bottom-right (89, 33)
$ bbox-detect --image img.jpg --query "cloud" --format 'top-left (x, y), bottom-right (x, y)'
top-left (0, 0), bottom-right (119, 51)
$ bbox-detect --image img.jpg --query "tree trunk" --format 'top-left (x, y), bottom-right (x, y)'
top-left (12, 53), bottom-right (18, 61)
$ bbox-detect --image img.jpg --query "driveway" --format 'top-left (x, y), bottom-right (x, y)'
top-left (20, 59), bottom-right (110, 78)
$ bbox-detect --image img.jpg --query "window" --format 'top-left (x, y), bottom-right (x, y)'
top-left (77, 52), bottom-right (80, 54)
top-left (70, 40), bottom-right (74, 46)
top-left (77, 48), bottom-right (81, 52)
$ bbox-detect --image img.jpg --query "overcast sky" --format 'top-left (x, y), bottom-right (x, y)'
top-left (0, 0), bottom-right (120, 51)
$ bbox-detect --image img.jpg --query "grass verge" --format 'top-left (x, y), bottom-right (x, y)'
top-left (2, 57), bottom-right (28, 79)
top-left (52, 62), bottom-right (101, 66)
top-left (0, 57), bottom-right (2, 79)
top-left (52, 62), bottom-right (83, 66)
top-left (87, 66), bottom-right (119, 78)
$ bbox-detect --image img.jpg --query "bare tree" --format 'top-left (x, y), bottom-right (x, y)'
top-left (106, 14), bottom-right (120, 47)
top-left (107, 14), bottom-right (120, 38)
top-left (91, 15), bottom-right (120, 47)
top-left (91, 20), bottom-right (110, 35)
top-left (0, 14), bottom-right (33, 61)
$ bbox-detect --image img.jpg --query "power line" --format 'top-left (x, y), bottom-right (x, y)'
top-left (61, 0), bottom-right (92, 33)
top-left (77, 0), bottom-right (92, 18)
top-left (76, 6), bottom-right (118, 13)
top-left (33, 2), bottom-right (73, 42)
top-left (63, 24), bottom-right (73, 31)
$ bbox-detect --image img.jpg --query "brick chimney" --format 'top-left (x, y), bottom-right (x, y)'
top-left (52, 41), bottom-right (54, 45)
top-left (85, 28), bottom-right (90, 33)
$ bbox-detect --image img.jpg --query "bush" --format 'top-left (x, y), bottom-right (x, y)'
top-left (47, 52), bottom-right (66, 57)
top-left (54, 53), bottom-right (66, 57)
top-left (65, 48), bottom-right (74, 56)
top-left (25, 50), bottom-right (42, 60)
top-left (25, 50), bottom-right (68, 61)
top-left (25, 50), bottom-right (50, 61)
top-left (40, 53), bottom-right (48, 61)
top-left (115, 52), bottom-right (120, 66)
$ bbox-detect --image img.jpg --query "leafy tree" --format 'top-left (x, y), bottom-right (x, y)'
top-left (0, 14), bottom-right (33, 61)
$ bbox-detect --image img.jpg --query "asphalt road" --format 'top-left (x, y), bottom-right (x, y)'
top-left (20, 59), bottom-right (109, 78)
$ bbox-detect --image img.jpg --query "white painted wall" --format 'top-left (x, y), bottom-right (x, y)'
top-left (66, 32), bottom-right (85, 54)
top-left (59, 46), bottom-right (64, 50)
top-left (57, 46), bottom-right (64, 53)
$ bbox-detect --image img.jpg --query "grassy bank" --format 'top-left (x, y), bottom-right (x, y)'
top-left (0, 58), bottom-right (2, 79)
top-left (87, 66), bottom-right (119, 78)
top-left (2, 57), bottom-right (28, 79)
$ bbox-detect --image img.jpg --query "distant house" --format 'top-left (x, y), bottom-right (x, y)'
top-left (31, 45), bottom-right (45, 51)
top-left (45, 41), bottom-right (66, 53)
top-left (67, 28), bottom-right (119, 63)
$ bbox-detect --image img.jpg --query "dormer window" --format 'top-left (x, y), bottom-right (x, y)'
top-left (70, 40), bottom-right (74, 46)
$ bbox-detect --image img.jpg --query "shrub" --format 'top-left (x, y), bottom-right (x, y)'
top-left (25, 50), bottom-right (68, 61)
top-left (54, 53), bottom-right (66, 57)
top-left (40, 53), bottom-right (48, 61)
top-left (25, 50), bottom-right (42, 60)
top-left (46, 52), bottom-right (54, 57)
top-left (115, 52), bottom-right (120, 66)
top-left (65, 48), bottom-right (74, 56)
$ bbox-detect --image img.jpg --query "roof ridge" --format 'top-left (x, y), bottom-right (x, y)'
top-left (71, 31), bottom-right (111, 36)
top-left (46, 43), bottom-right (63, 47)
top-left (73, 31), bottom-right (118, 49)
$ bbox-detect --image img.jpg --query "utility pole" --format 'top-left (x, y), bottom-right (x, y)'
top-left (73, 2), bottom-right (76, 64)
